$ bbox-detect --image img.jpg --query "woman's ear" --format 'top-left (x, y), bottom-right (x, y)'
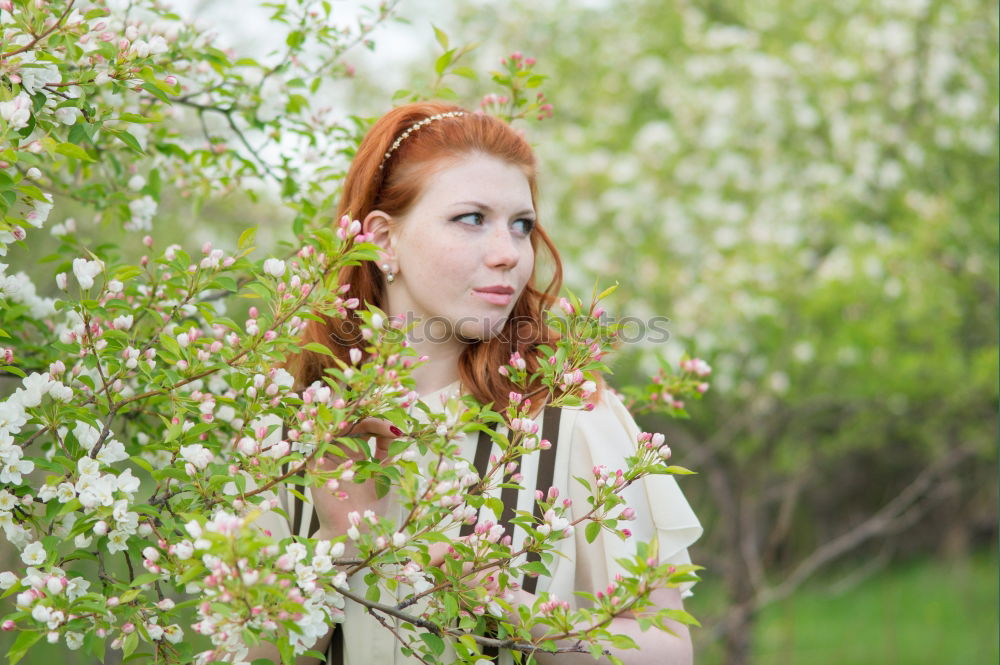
top-left (363, 210), bottom-right (396, 265)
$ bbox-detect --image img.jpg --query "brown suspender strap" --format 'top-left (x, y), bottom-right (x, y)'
top-left (522, 406), bottom-right (561, 595)
top-left (309, 503), bottom-right (320, 537)
top-left (327, 624), bottom-right (344, 665)
top-left (457, 424), bottom-right (501, 661)
top-left (498, 460), bottom-right (519, 539)
top-left (460, 425), bottom-right (496, 538)
top-left (291, 486), bottom-right (304, 538)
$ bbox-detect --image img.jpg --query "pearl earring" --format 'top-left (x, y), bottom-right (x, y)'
top-left (382, 263), bottom-right (395, 284)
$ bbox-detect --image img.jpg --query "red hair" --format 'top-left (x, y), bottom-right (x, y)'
top-left (290, 101), bottom-right (565, 413)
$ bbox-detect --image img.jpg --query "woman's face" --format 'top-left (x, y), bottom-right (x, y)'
top-left (372, 152), bottom-right (536, 342)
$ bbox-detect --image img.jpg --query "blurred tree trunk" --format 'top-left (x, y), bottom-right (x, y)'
top-left (706, 453), bottom-right (757, 665)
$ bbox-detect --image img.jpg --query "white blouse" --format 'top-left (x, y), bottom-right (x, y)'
top-left (257, 380), bottom-right (702, 664)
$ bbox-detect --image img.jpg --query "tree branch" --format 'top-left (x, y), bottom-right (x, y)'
top-left (1, 0), bottom-right (76, 60)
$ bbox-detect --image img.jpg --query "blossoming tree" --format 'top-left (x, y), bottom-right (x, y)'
top-left (0, 2), bottom-right (711, 663)
top-left (440, 1), bottom-right (998, 662)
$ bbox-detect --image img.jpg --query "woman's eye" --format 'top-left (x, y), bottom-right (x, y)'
top-left (513, 218), bottom-right (535, 235)
top-left (453, 212), bottom-right (484, 226)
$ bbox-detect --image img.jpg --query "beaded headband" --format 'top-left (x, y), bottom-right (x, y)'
top-left (378, 111), bottom-right (468, 171)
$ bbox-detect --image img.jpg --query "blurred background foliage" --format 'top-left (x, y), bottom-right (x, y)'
top-left (10, 0), bottom-right (997, 662)
top-left (367, 1), bottom-right (999, 662)
top-left (394, 0), bottom-right (998, 664)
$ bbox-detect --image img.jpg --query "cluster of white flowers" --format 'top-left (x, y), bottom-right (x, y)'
top-left (0, 384), bottom-right (142, 555)
top-left (0, 91), bottom-right (31, 129)
top-left (186, 518), bottom-right (348, 662)
top-left (125, 195), bottom-right (158, 232)
top-left (6, 562), bottom-right (92, 649)
top-left (0, 263), bottom-right (57, 318)
top-left (180, 443), bottom-right (215, 474)
top-left (71, 257), bottom-right (105, 290)
top-left (13, 50), bottom-right (62, 94)
top-left (0, 373), bottom-right (76, 499)
top-left (536, 509), bottom-right (572, 539)
top-left (22, 193), bottom-right (53, 229)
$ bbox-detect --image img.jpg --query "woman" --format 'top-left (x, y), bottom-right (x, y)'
top-left (253, 102), bottom-right (702, 664)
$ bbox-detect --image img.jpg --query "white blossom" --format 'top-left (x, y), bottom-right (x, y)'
top-left (54, 107), bottom-right (82, 125)
top-left (71, 257), bottom-right (104, 290)
top-left (96, 440), bottom-right (128, 465)
top-left (18, 60), bottom-right (60, 93)
top-left (180, 443), bottom-right (214, 470)
top-left (0, 490), bottom-right (16, 511)
top-left (65, 632), bottom-right (84, 650)
top-left (126, 195), bottom-right (157, 232)
top-left (24, 194), bottom-right (53, 228)
top-left (263, 258), bottom-right (286, 277)
top-left (0, 92), bottom-right (31, 129)
top-left (106, 529), bottom-right (129, 553)
top-left (0, 571), bottom-right (17, 589)
top-left (21, 542), bottom-right (46, 566)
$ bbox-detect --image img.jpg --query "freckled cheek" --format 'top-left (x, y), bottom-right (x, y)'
top-left (410, 238), bottom-right (475, 288)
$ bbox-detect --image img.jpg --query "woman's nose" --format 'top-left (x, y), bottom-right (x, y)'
top-left (484, 225), bottom-right (520, 269)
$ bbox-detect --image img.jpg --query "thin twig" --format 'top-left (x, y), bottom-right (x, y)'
top-left (0, 0), bottom-right (76, 59)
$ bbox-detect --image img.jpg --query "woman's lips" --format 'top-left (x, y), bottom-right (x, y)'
top-left (473, 289), bottom-right (513, 306)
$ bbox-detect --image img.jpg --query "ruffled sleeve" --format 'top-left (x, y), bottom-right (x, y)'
top-left (566, 390), bottom-right (703, 598)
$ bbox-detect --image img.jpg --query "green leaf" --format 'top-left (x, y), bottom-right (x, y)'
top-left (484, 496), bottom-right (504, 520)
top-left (122, 631), bottom-right (139, 657)
top-left (597, 283), bottom-right (620, 301)
top-left (119, 589), bottom-right (141, 603)
top-left (57, 498), bottom-right (82, 516)
top-left (443, 593), bottom-right (459, 617)
top-left (585, 520), bottom-right (602, 544)
top-left (663, 608), bottom-right (701, 627)
top-left (238, 226), bottom-right (257, 250)
top-left (129, 455), bottom-right (153, 473)
top-left (119, 112), bottom-right (158, 123)
top-left (451, 66), bottom-right (477, 79)
top-left (7, 630), bottom-right (43, 665)
top-left (131, 572), bottom-right (161, 587)
top-left (419, 632), bottom-right (445, 657)
top-left (435, 49), bottom-right (454, 76)
top-left (84, 631), bottom-right (105, 660)
top-left (140, 81), bottom-right (172, 104)
top-left (177, 563), bottom-right (207, 585)
top-left (286, 30), bottom-right (305, 48)
top-left (432, 25), bottom-right (448, 51)
top-left (113, 266), bottom-right (143, 282)
top-left (374, 472), bottom-right (391, 499)
top-left (108, 129), bottom-right (146, 155)
top-left (520, 560), bottom-right (549, 576)
top-left (303, 342), bottom-right (335, 357)
top-left (55, 141), bottom-right (94, 162)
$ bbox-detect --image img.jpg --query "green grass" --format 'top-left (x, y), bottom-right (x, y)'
top-left (688, 551), bottom-right (998, 665)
